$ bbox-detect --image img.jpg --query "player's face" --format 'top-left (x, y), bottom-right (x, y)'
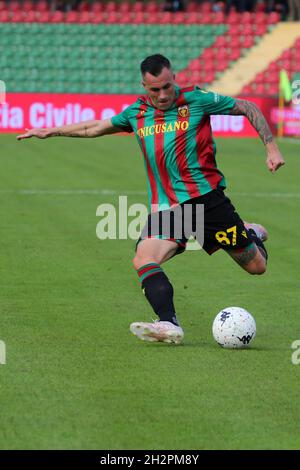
top-left (142, 67), bottom-right (176, 111)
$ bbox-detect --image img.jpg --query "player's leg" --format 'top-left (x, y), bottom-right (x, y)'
top-left (226, 242), bottom-right (267, 275)
top-left (226, 223), bottom-right (268, 275)
top-left (200, 189), bottom-right (268, 275)
top-left (130, 238), bottom-right (184, 344)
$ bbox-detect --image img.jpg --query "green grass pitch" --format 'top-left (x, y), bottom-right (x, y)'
top-left (1, 134), bottom-right (300, 450)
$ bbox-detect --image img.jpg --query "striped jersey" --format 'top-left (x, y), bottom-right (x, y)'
top-left (111, 85), bottom-right (236, 212)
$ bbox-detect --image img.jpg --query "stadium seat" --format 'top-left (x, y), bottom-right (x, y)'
top-left (0, 10), bottom-right (10, 21)
top-left (65, 11), bottom-right (78, 23)
top-left (36, 0), bottom-right (49, 13)
top-left (106, 1), bottom-right (117, 13)
top-left (9, 1), bottom-right (21, 12)
top-left (145, 1), bottom-right (159, 13)
top-left (11, 11), bottom-right (24, 22)
top-left (91, 2), bottom-right (103, 13)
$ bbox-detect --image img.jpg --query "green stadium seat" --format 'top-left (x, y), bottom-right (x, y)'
top-left (2, 22), bottom-right (228, 94)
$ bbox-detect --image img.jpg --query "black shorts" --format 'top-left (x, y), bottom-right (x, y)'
top-left (136, 188), bottom-right (253, 256)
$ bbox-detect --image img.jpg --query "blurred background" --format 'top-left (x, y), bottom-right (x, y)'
top-left (0, 0), bottom-right (299, 136)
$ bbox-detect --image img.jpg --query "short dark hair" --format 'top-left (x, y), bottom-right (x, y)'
top-left (140, 54), bottom-right (171, 77)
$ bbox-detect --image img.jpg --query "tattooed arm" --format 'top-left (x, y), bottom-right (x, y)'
top-left (229, 98), bottom-right (285, 173)
top-left (16, 118), bottom-right (121, 140)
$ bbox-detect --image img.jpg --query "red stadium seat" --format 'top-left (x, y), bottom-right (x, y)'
top-left (203, 59), bottom-right (215, 72)
top-left (105, 12), bottom-right (119, 23)
top-left (204, 71), bottom-right (215, 82)
top-left (201, 1), bottom-right (212, 13)
top-left (241, 85), bottom-right (252, 94)
top-left (268, 61), bottom-right (279, 72)
top-left (227, 12), bottom-right (240, 25)
top-left (227, 48), bottom-right (241, 61)
top-left (132, 1), bottom-right (143, 13)
top-left (212, 11), bottom-right (225, 24)
top-left (172, 12), bottom-right (185, 24)
top-left (90, 11), bottom-right (104, 23)
top-left (65, 11), bottom-right (78, 23)
top-left (186, 2), bottom-right (198, 13)
top-left (145, 12), bottom-right (161, 23)
top-left (281, 49), bottom-right (292, 60)
top-left (255, 72), bottom-right (265, 84)
top-left (78, 1), bottom-right (89, 12)
top-left (215, 47), bottom-right (228, 60)
top-left (197, 13), bottom-right (211, 23)
top-left (254, 2), bottom-right (265, 12)
top-left (24, 10), bottom-right (36, 22)
top-left (241, 23), bottom-right (254, 36)
top-left (158, 12), bottom-right (173, 24)
top-left (240, 12), bottom-right (253, 23)
top-left (240, 36), bottom-right (255, 48)
top-left (254, 83), bottom-right (265, 95)
top-left (131, 12), bottom-right (145, 24)
top-left (23, 0), bottom-right (34, 12)
top-left (91, 2), bottom-right (103, 13)
top-left (215, 60), bottom-right (228, 72)
top-left (254, 12), bottom-right (267, 25)
top-left (229, 36), bottom-right (240, 48)
top-left (255, 23), bottom-right (267, 35)
top-left (228, 24), bottom-right (239, 35)
top-left (268, 84), bottom-right (278, 95)
top-left (9, 1), bottom-right (21, 12)
top-left (190, 59), bottom-right (201, 72)
top-left (0, 9), bottom-right (9, 21)
top-left (119, 12), bottom-right (131, 24)
top-left (37, 11), bottom-right (51, 22)
top-left (191, 70), bottom-right (202, 82)
top-left (50, 10), bottom-right (64, 23)
top-left (78, 11), bottom-right (91, 23)
top-left (36, 0), bottom-right (49, 13)
top-left (265, 71), bottom-right (279, 84)
top-left (176, 71), bottom-right (189, 84)
top-left (202, 49), bottom-right (214, 60)
top-left (119, 1), bottom-right (130, 13)
top-left (267, 12), bottom-right (280, 24)
top-left (106, 1), bottom-right (117, 13)
top-left (145, 1), bottom-right (159, 13)
top-left (215, 36), bottom-right (227, 47)
top-left (0, 1), bottom-right (5, 11)
top-left (11, 10), bottom-right (24, 22)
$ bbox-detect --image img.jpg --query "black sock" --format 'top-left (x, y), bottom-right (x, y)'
top-left (138, 265), bottom-right (179, 326)
top-left (248, 228), bottom-right (268, 261)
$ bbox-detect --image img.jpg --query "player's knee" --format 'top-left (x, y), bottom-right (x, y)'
top-left (247, 260), bottom-right (267, 275)
top-left (132, 255), bottom-right (142, 270)
top-left (133, 254), bottom-right (157, 270)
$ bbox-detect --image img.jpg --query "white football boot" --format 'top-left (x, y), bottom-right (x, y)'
top-left (130, 321), bottom-right (184, 345)
top-left (244, 222), bottom-right (268, 242)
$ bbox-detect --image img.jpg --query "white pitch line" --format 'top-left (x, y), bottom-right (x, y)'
top-left (0, 189), bottom-right (299, 198)
top-left (278, 138), bottom-right (300, 144)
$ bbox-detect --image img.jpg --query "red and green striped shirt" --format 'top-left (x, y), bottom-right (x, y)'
top-left (111, 85), bottom-right (235, 212)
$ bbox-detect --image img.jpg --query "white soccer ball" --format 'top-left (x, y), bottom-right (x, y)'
top-left (212, 307), bottom-right (256, 349)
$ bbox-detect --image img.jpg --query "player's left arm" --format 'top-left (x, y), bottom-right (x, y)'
top-left (229, 98), bottom-right (285, 173)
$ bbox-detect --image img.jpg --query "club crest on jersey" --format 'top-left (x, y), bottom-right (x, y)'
top-left (178, 105), bottom-right (189, 118)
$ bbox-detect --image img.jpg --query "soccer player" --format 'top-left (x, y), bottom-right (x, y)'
top-left (17, 54), bottom-right (285, 345)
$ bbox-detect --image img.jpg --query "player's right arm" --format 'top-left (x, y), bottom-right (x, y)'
top-left (16, 118), bottom-right (121, 140)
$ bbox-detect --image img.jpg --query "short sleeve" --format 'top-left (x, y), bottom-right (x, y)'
top-left (111, 107), bottom-right (133, 133)
top-left (195, 88), bottom-right (236, 115)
